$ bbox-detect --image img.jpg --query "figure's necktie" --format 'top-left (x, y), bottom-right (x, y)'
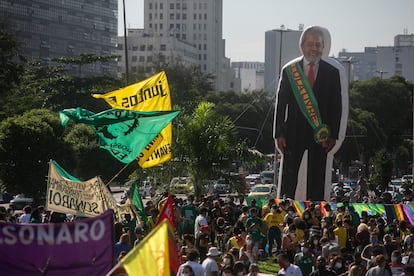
top-left (308, 63), bottom-right (315, 88)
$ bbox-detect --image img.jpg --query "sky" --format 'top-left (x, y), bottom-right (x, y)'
top-left (118, 0), bottom-right (414, 62)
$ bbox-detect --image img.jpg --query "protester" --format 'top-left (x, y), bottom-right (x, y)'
top-left (19, 205), bottom-right (32, 223)
top-left (277, 253), bottom-right (303, 276)
top-left (114, 233), bottom-right (132, 262)
top-left (202, 247), bottom-right (222, 276)
top-left (177, 249), bottom-right (205, 276)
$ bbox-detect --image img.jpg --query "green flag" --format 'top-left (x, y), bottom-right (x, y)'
top-left (131, 182), bottom-right (149, 225)
top-left (59, 108), bottom-right (180, 164)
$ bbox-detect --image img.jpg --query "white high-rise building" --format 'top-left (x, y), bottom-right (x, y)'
top-left (118, 0), bottom-right (233, 91)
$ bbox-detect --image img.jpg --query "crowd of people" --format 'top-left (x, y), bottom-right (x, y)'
top-left (4, 190), bottom-right (414, 276)
top-left (120, 193), bottom-right (414, 276)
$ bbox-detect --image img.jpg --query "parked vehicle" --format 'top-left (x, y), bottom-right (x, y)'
top-left (213, 179), bottom-right (231, 194)
top-left (170, 177), bottom-right (191, 194)
top-left (260, 170), bottom-right (274, 184)
top-left (247, 184), bottom-right (277, 200)
top-left (402, 175), bottom-right (413, 184)
top-left (9, 194), bottom-right (34, 210)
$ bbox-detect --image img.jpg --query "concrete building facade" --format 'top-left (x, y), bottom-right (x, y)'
top-left (264, 28), bottom-right (302, 93)
top-left (231, 61), bottom-right (264, 92)
top-left (338, 34), bottom-right (414, 82)
top-left (118, 0), bottom-right (233, 91)
top-left (0, 0), bottom-right (118, 76)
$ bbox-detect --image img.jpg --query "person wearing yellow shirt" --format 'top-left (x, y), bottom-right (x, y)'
top-left (261, 198), bottom-right (275, 218)
top-left (333, 220), bottom-right (347, 248)
top-left (264, 205), bottom-right (285, 257)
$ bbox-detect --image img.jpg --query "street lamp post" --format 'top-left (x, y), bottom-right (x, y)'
top-left (274, 27), bottom-right (288, 187)
top-left (376, 70), bottom-right (388, 79)
top-left (122, 0), bottom-right (129, 84)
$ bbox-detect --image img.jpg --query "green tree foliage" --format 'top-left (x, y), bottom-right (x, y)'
top-left (175, 102), bottom-right (241, 198)
top-left (0, 109), bottom-right (72, 201)
top-left (204, 90), bottom-right (275, 154)
top-left (62, 123), bottom-right (135, 182)
top-left (337, 76), bottom-right (413, 174)
top-left (370, 148), bottom-right (393, 193)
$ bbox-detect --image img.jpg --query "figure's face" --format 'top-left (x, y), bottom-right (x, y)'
top-left (301, 32), bottom-right (324, 63)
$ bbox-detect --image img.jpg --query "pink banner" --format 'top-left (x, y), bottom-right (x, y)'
top-left (0, 210), bottom-right (114, 275)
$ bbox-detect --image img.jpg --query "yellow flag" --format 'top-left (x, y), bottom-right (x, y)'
top-left (120, 220), bottom-right (171, 276)
top-left (92, 71), bottom-right (172, 168)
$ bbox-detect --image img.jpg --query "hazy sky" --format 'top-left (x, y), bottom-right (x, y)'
top-left (118, 0), bottom-right (414, 62)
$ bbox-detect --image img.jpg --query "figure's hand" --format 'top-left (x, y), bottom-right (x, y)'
top-left (276, 137), bottom-right (286, 154)
top-left (323, 138), bottom-right (336, 153)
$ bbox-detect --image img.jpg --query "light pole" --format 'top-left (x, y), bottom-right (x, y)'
top-left (122, 0), bottom-right (129, 84)
top-left (274, 26), bottom-right (288, 187)
top-left (376, 70), bottom-right (388, 79)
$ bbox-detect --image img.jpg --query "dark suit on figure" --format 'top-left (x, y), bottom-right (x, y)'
top-left (275, 58), bottom-right (342, 201)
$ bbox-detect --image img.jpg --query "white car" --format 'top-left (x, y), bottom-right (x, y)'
top-left (9, 194), bottom-right (34, 210)
top-left (247, 184), bottom-right (277, 200)
top-left (402, 175), bottom-right (413, 184)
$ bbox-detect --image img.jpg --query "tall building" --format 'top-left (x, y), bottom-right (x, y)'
top-left (231, 61), bottom-right (264, 92)
top-left (0, 0), bottom-right (118, 76)
top-left (338, 34), bottom-right (414, 82)
top-left (264, 28), bottom-right (302, 93)
top-left (118, 0), bottom-right (233, 91)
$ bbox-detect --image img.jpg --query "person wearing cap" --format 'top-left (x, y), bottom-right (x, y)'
top-left (202, 247), bottom-right (222, 276)
top-left (274, 25), bottom-right (345, 201)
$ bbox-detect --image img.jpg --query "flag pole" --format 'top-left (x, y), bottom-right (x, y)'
top-left (105, 162), bottom-right (132, 187)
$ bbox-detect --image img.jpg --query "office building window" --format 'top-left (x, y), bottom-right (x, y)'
top-left (132, 56), bottom-right (137, 62)
top-left (160, 3), bottom-right (163, 9)
top-left (170, 13), bottom-right (174, 20)
top-left (170, 3), bottom-right (174, 9)
top-left (160, 13), bottom-right (163, 19)
top-left (147, 56), bottom-right (152, 62)
top-left (139, 56), bottom-right (145, 62)
top-left (182, 13), bottom-right (187, 20)
top-left (149, 3), bottom-right (152, 9)
top-left (160, 44), bottom-right (166, 51)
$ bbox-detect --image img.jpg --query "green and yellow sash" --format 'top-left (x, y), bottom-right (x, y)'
top-left (286, 62), bottom-right (330, 144)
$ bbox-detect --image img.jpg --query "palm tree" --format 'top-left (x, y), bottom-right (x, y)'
top-left (175, 102), bottom-right (238, 198)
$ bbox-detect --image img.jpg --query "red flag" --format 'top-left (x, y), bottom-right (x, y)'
top-left (156, 194), bottom-right (175, 228)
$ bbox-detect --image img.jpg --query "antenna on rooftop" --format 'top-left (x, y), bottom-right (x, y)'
top-left (404, 28), bottom-right (408, 35)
